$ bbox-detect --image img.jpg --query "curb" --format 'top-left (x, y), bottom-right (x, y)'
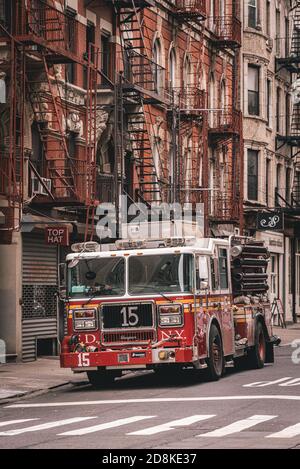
top-left (0, 381), bottom-right (73, 406)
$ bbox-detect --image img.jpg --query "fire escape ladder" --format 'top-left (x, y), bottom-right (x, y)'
top-left (118, 2), bottom-right (159, 94)
top-left (291, 7), bottom-right (300, 57)
top-left (124, 89), bottom-right (164, 203)
top-left (27, 55), bottom-right (78, 200)
top-left (10, 41), bottom-right (25, 228)
top-left (84, 44), bottom-right (99, 241)
top-left (113, 0), bottom-right (167, 203)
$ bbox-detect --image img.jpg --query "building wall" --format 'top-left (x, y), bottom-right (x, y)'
top-left (0, 231), bottom-right (22, 359)
top-left (242, 0), bottom-right (295, 322)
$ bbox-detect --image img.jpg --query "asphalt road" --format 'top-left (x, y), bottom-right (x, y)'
top-left (0, 345), bottom-right (300, 449)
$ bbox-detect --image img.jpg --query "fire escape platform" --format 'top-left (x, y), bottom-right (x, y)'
top-left (122, 83), bottom-right (170, 106)
top-left (276, 57), bottom-right (300, 73)
top-left (277, 135), bottom-right (300, 146)
top-left (14, 35), bottom-right (82, 65)
top-left (105, 0), bottom-right (155, 8)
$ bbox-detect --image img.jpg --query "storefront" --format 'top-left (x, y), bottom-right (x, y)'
top-left (22, 233), bottom-right (59, 361)
top-left (256, 231), bottom-right (294, 323)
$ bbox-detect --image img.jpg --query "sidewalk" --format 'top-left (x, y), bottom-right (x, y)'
top-left (273, 323), bottom-right (300, 346)
top-left (0, 325), bottom-right (299, 403)
top-left (0, 357), bottom-right (87, 402)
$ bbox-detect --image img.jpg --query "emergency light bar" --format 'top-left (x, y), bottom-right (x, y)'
top-left (115, 237), bottom-right (196, 250)
top-left (71, 242), bottom-right (100, 253)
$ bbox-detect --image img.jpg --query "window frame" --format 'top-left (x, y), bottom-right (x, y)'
top-left (248, 64), bottom-right (260, 116)
top-left (248, 0), bottom-right (257, 29)
top-left (247, 149), bottom-right (259, 201)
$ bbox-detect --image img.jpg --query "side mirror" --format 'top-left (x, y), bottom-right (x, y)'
top-left (200, 280), bottom-right (209, 290)
top-left (58, 263), bottom-right (67, 300)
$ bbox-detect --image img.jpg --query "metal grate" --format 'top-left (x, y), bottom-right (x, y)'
top-left (101, 330), bottom-right (155, 346)
top-left (22, 285), bottom-right (57, 319)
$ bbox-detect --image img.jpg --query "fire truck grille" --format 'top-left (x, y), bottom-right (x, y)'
top-left (101, 330), bottom-right (155, 345)
top-left (101, 303), bottom-right (154, 329)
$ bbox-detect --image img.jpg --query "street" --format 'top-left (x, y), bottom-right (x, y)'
top-left (0, 345), bottom-right (299, 449)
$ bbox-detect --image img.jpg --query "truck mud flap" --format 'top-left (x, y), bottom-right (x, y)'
top-left (265, 341), bottom-right (274, 363)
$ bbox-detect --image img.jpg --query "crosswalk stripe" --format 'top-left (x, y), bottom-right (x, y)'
top-left (266, 423), bottom-right (300, 439)
top-left (198, 415), bottom-right (277, 437)
top-left (0, 419), bottom-right (39, 428)
top-left (6, 395), bottom-right (300, 408)
top-left (58, 416), bottom-right (156, 436)
top-left (0, 417), bottom-right (96, 436)
top-left (127, 415), bottom-right (216, 436)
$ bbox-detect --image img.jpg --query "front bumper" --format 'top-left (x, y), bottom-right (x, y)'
top-left (60, 347), bottom-right (193, 370)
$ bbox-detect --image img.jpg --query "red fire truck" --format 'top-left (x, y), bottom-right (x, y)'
top-left (60, 235), bottom-right (277, 386)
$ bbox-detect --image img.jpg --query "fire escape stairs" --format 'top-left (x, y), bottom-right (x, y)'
top-left (113, 0), bottom-right (166, 203)
top-left (27, 55), bottom-right (78, 201)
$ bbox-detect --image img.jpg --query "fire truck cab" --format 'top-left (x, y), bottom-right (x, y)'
top-left (60, 235), bottom-right (276, 386)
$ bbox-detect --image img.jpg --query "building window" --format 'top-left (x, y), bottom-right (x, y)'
top-left (0, 0), bottom-right (11, 32)
top-left (248, 65), bottom-right (259, 116)
top-left (275, 163), bottom-right (282, 206)
top-left (286, 167), bottom-right (291, 205)
top-left (169, 48), bottom-right (176, 90)
top-left (247, 149), bottom-right (259, 201)
top-left (65, 8), bottom-right (76, 84)
top-left (276, 8), bottom-right (281, 56)
top-left (266, 79), bottom-right (271, 126)
top-left (285, 17), bottom-right (290, 57)
top-left (101, 34), bottom-right (111, 84)
top-left (153, 39), bottom-right (163, 93)
top-left (270, 254), bottom-right (279, 297)
top-left (67, 132), bottom-right (76, 161)
top-left (266, 158), bottom-right (271, 206)
top-left (86, 21), bottom-right (95, 61)
top-left (286, 93), bottom-right (290, 135)
top-left (276, 87), bottom-right (281, 133)
top-left (248, 0), bottom-right (257, 28)
top-left (266, 0), bottom-right (270, 37)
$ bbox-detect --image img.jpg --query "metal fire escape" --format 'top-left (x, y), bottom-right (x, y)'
top-left (0, 1), bottom-right (98, 240)
top-left (207, 0), bottom-right (243, 228)
top-left (276, 1), bottom-right (300, 209)
top-left (112, 0), bottom-right (168, 205)
top-left (169, 2), bottom-right (207, 209)
top-left (0, 23), bottom-right (25, 242)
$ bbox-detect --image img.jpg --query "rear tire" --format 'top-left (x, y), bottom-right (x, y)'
top-left (87, 370), bottom-right (116, 388)
top-left (248, 321), bottom-right (266, 369)
top-left (206, 324), bottom-right (224, 381)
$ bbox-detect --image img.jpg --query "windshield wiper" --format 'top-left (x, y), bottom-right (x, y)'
top-left (81, 285), bottom-right (116, 307)
top-left (132, 285), bottom-right (174, 303)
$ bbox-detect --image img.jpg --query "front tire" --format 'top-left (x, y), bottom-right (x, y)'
top-left (206, 324), bottom-right (224, 381)
top-left (248, 321), bottom-right (266, 369)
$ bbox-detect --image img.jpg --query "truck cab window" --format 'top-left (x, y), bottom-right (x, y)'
top-left (219, 248), bottom-right (229, 289)
top-left (210, 257), bottom-right (219, 290)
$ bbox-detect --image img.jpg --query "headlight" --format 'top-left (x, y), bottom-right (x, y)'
top-left (74, 319), bottom-right (96, 330)
top-left (73, 309), bottom-right (97, 330)
top-left (158, 304), bottom-right (183, 327)
top-left (74, 309), bottom-right (95, 319)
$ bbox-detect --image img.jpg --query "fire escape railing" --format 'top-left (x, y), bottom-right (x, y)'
top-left (174, 0), bottom-right (207, 20)
top-left (208, 107), bottom-right (241, 135)
top-left (12, 0), bottom-right (78, 60)
top-left (210, 16), bottom-right (241, 49)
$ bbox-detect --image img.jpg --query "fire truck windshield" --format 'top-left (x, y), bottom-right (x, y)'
top-left (68, 257), bottom-right (125, 298)
top-left (128, 253), bottom-right (193, 295)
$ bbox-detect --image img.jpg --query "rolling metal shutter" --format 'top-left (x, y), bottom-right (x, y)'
top-left (22, 234), bottom-right (58, 285)
top-left (22, 234), bottom-right (58, 361)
